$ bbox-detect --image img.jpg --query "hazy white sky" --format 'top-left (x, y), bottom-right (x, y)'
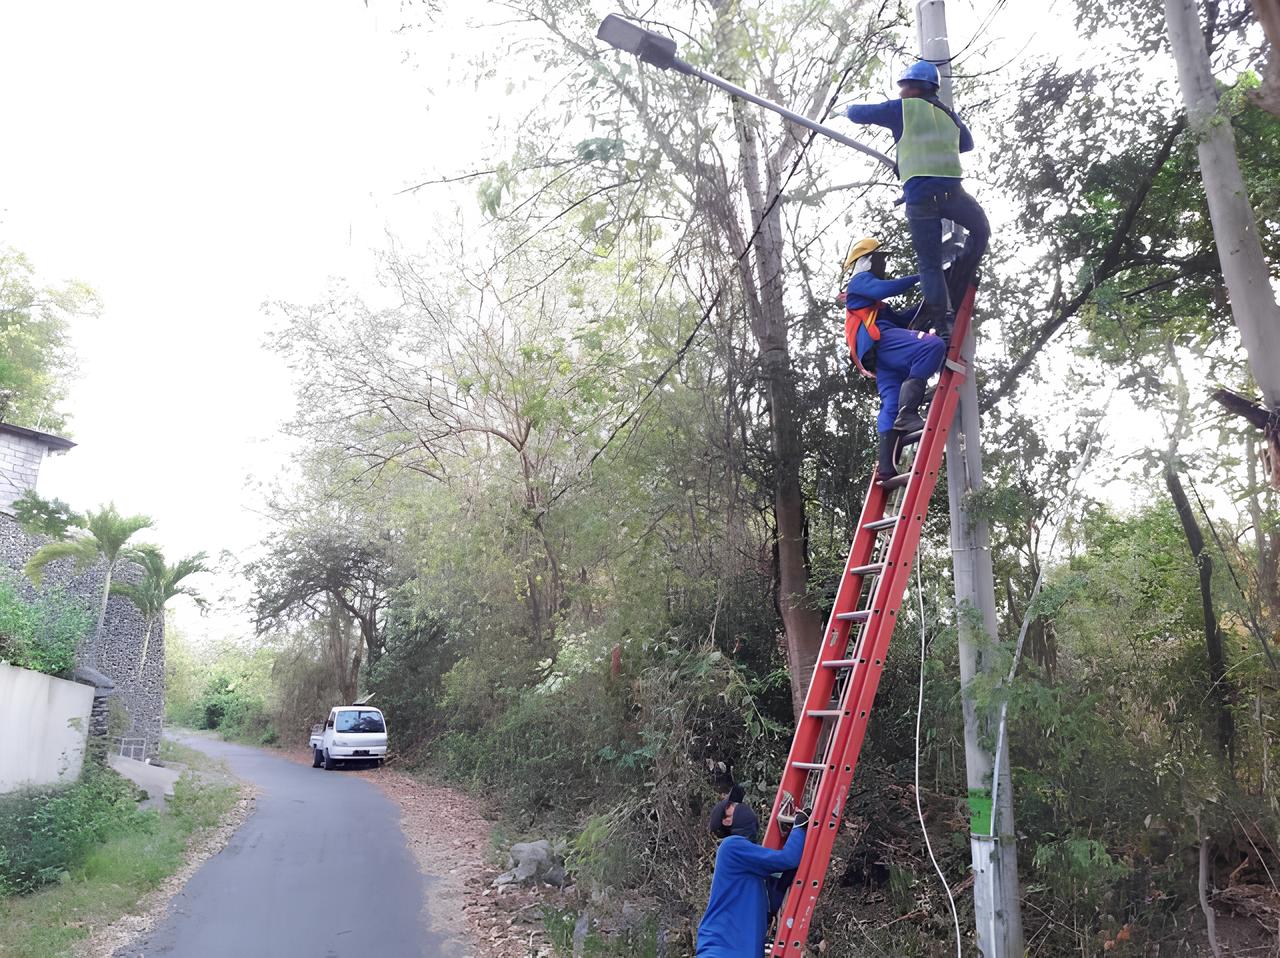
top-left (0, 0), bottom-right (1147, 643)
top-left (0, 1), bottom-right (479, 639)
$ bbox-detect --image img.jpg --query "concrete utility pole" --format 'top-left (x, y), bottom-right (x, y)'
top-left (916, 2), bottom-right (1025, 955)
top-left (1165, 0), bottom-right (1280, 410)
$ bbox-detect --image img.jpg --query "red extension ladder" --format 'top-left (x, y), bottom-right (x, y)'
top-left (762, 284), bottom-right (978, 956)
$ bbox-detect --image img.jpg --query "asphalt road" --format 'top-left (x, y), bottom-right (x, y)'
top-left (114, 733), bottom-right (448, 958)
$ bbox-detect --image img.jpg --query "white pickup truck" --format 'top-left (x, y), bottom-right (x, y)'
top-left (309, 706), bottom-right (389, 770)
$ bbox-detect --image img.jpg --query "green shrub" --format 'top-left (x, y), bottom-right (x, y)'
top-left (11, 490), bottom-right (85, 539)
top-left (181, 670), bottom-right (276, 743)
top-left (1031, 835), bottom-right (1132, 917)
top-left (168, 773), bottom-right (238, 830)
top-left (0, 769), bottom-right (143, 896)
top-left (0, 574), bottom-right (92, 677)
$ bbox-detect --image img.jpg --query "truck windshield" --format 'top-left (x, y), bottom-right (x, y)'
top-left (335, 710), bottom-right (385, 733)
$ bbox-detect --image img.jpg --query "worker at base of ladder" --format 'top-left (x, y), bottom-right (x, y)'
top-left (695, 798), bottom-right (809, 958)
top-left (843, 59), bottom-right (989, 341)
top-left (841, 237), bottom-right (947, 482)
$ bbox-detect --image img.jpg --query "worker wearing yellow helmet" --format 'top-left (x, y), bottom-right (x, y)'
top-left (842, 59), bottom-right (989, 341)
top-left (840, 237), bottom-right (947, 482)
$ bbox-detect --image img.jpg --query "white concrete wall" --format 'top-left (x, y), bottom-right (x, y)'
top-left (0, 661), bottom-right (93, 793)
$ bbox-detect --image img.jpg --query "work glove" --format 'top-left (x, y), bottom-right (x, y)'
top-left (792, 808), bottom-right (811, 830)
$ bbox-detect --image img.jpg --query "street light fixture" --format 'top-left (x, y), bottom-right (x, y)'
top-left (596, 15), bottom-right (685, 73)
top-left (595, 14), bottom-right (893, 170)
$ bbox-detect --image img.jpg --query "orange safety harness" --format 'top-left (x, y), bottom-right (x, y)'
top-left (844, 301), bottom-right (883, 379)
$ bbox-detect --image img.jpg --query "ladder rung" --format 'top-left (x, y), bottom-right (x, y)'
top-left (806, 709), bottom-right (843, 718)
top-left (792, 761), bottom-right (826, 771)
top-left (835, 610), bottom-right (870, 622)
top-left (945, 358), bottom-right (966, 373)
top-left (864, 515), bottom-right (899, 531)
top-left (900, 428), bottom-right (924, 447)
top-left (847, 563), bottom-right (884, 578)
top-left (822, 658), bottom-right (859, 669)
top-left (878, 472), bottom-right (911, 490)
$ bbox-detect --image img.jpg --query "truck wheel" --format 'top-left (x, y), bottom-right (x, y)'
top-left (312, 747), bottom-right (323, 768)
top-left (323, 750), bottom-right (336, 771)
top-left (376, 758), bottom-right (385, 768)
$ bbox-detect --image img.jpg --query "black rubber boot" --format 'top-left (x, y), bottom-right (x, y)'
top-left (892, 378), bottom-right (928, 433)
top-left (876, 431), bottom-right (899, 482)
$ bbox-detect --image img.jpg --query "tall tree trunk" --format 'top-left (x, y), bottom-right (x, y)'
top-left (769, 340), bottom-right (825, 716)
top-left (730, 97), bottom-right (824, 718)
top-left (1248, 0), bottom-right (1280, 118)
top-left (327, 600), bottom-right (360, 704)
top-left (1165, 0), bottom-right (1280, 409)
top-left (361, 610), bottom-right (381, 668)
top-left (1165, 462), bottom-right (1237, 762)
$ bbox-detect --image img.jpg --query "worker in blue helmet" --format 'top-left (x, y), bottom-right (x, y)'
top-left (842, 59), bottom-right (989, 342)
top-left (840, 237), bottom-right (947, 482)
top-left (695, 796), bottom-right (809, 957)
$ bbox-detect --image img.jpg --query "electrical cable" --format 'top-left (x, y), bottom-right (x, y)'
top-left (914, 559), bottom-right (963, 958)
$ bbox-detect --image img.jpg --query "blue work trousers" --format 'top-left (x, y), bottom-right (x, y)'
top-left (875, 326), bottom-right (946, 434)
top-left (905, 184), bottom-right (989, 312)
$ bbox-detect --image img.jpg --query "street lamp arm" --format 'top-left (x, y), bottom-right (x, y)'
top-left (683, 64), bottom-right (895, 171)
top-left (596, 14), bottom-right (895, 172)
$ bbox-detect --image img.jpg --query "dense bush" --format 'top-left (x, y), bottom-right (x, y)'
top-left (0, 768), bottom-right (142, 896)
top-left (175, 672), bottom-right (275, 743)
top-left (0, 573), bottom-right (93, 676)
top-left (166, 635), bottom-right (279, 745)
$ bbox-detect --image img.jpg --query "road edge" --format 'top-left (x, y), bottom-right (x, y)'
top-left (72, 769), bottom-right (259, 958)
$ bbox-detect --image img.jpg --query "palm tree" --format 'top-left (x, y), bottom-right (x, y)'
top-left (24, 503), bottom-right (154, 662)
top-left (109, 547), bottom-right (208, 675)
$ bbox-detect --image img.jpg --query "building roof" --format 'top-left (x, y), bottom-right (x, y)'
top-left (0, 421), bottom-right (75, 452)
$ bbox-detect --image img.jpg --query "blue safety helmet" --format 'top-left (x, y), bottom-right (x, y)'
top-left (898, 60), bottom-right (940, 90)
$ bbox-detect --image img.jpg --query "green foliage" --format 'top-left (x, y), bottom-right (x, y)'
top-left (21, 539), bottom-right (98, 588)
top-left (0, 769), bottom-right (141, 896)
top-left (542, 905), bottom-right (659, 957)
top-left (167, 774), bottom-right (238, 831)
top-left (109, 546), bottom-right (208, 674)
top-left (188, 672), bottom-right (273, 742)
top-left (0, 245), bottom-right (98, 433)
top-left (265, 626), bottom-right (344, 743)
top-left (435, 648), bottom-right (630, 809)
top-left (1031, 836), bottom-right (1131, 914)
top-left (243, 3), bottom-right (1280, 953)
top-left (167, 636), bottom-right (277, 744)
top-left (0, 770), bottom-right (239, 958)
top-left (23, 501), bottom-right (154, 663)
top-left (365, 607), bottom-right (451, 756)
top-left (0, 573), bottom-right (93, 676)
top-left (10, 491), bottom-right (84, 540)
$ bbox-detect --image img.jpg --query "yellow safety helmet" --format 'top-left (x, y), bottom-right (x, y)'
top-left (841, 237), bottom-right (881, 277)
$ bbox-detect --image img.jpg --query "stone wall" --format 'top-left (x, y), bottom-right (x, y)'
top-left (0, 430), bottom-right (47, 513)
top-left (0, 515), bottom-right (164, 758)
